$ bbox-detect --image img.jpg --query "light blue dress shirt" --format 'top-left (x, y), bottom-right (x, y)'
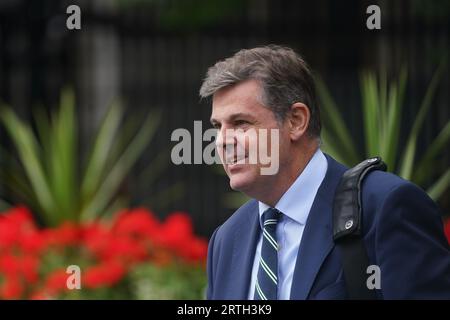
top-left (248, 148), bottom-right (328, 300)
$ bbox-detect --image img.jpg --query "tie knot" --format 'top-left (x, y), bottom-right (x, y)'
top-left (262, 208), bottom-right (281, 227)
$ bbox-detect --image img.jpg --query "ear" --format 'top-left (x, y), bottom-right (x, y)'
top-left (288, 102), bottom-right (310, 141)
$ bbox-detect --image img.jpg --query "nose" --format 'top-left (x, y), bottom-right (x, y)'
top-left (216, 126), bottom-right (236, 152)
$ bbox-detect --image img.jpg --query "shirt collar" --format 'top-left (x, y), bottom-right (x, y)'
top-left (258, 148), bottom-right (328, 228)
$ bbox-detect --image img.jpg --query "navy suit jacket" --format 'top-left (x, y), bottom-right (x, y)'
top-left (207, 154), bottom-right (450, 299)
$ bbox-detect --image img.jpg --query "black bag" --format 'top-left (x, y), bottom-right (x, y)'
top-left (332, 157), bottom-right (387, 299)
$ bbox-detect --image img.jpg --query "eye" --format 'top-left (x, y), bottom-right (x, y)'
top-left (212, 122), bottom-right (221, 129)
top-left (234, 119), bottom-right (250, 127)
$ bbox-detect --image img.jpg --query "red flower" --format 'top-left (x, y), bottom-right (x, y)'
top-left (112, 208), bottom-right (160, 239)
top-left (0, 206), bottom-right (36, 249)
top-left (47, 222), bottom-right (80, 246)
top-left (83, 222), bottom-right (148, 264)
top-left (152, 212), bottom-right (208, 263)
top-left (157, 212), bottom-right (193, 248)
top-left (2, 206), bottom-right (34, 226)
top-left (20, 255), bottom-right (39, 284)
top-left (0, 275), bottom-right (23, 299)
top-left (83, 261), bottom-right (125, 289)
top-left (19, 230), bottom-right (48, 254)
top-left (0, 222), bottom-right (17, 248)
top-left (177, 237), bottom-right (208, 263)
top-left (0, 253), bottom-right (39, 284)
top-left (45, 269), bottom-right (69, 294)
top-left (82, 222), bottom-right (112, 258)
top-left (0, 253), bottom-right (21, 276)
top-left (99, 236), bottom-right (148, 263)
top-left (0, 206), bottom-right (207, 299)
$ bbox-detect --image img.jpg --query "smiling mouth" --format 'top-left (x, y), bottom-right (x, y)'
top-left (226, 155), bottom-right (247, 166)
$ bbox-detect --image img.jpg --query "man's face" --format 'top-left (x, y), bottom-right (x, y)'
top-left (211, 79), bottom-right (290, 195)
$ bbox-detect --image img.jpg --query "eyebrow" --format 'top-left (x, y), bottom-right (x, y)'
top-left (210, 112), bottom-right (255, 126)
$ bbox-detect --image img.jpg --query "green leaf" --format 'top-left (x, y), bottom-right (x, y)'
top-left (399, 63), bottom-right (444, 179)
top-left (0, 108), bottom-right (56, 225)
top-left (383, 68), bottom-right (407, 170)
top-left (426, 168), bottom-right (450, 201)
top-left (315, 77), bottom-right (360, 165)
top-left (361, 72), bottom-right (380, 157)
top-left (0, 165), bottom-right (37, 208)
top-left (81, 101), bottom-right (123, 203)
top-left (1, 94), bottom-right (169, 226)
top-left (0, 145), bottom-right (36, 203)
top-left (320, 128), bottom-right (353, 165)
top-left (48, 89), bottom-right (78, 222)
top-left (98, 196), bottom-right (128, 223)
top-left (413, 121), bottom-right (450, 185)
top-left (138, 148), bottom-right (170, 189)
top-left (32, 106), bottom-right (52, 174)
top-left (378, 68), bottom-right (387, 144)
top-left (80, 109), bottom-right (161, 220)
top-left (312, 63), bottom-right (448, 206)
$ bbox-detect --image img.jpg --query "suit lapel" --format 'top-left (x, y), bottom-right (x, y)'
top-left (229, 200), bottom-right (260, 299)
top-left (290, 155), bottom-right (347, 299)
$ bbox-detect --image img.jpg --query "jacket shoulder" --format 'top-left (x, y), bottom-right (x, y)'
top-left (214, 199), bottom-right (258, 241)
top-left (363, 170), bottom-right (408, 195)
top-left (360, 169), bottom-right (440, 233)
top-left (361, 169), bottom-right (430, 205)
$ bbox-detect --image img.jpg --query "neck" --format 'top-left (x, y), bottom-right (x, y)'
top-left (258, 141), bottom-right (319, 207)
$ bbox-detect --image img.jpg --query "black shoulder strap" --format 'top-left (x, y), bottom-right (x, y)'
top-left (333, 157), bottom-right (387, 300)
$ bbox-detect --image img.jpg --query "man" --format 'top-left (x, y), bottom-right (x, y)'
top-left (199, 45), bottom-right (450, 299)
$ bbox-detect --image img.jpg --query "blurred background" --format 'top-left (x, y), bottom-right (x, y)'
top-left (0, 0), bottom-right (448, 299)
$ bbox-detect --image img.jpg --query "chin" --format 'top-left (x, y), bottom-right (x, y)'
top-left (228, 173), bottom-right (256, 192)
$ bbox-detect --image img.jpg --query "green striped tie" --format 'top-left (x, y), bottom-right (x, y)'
top-left (254, 208), bottom-right (281, 300)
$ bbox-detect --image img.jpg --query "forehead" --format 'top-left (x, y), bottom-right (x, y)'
top-left (211, 79), bottom-right (266, 120)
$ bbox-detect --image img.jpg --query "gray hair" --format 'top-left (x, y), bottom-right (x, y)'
top-left (199, 45), bottom-right (321, 137)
